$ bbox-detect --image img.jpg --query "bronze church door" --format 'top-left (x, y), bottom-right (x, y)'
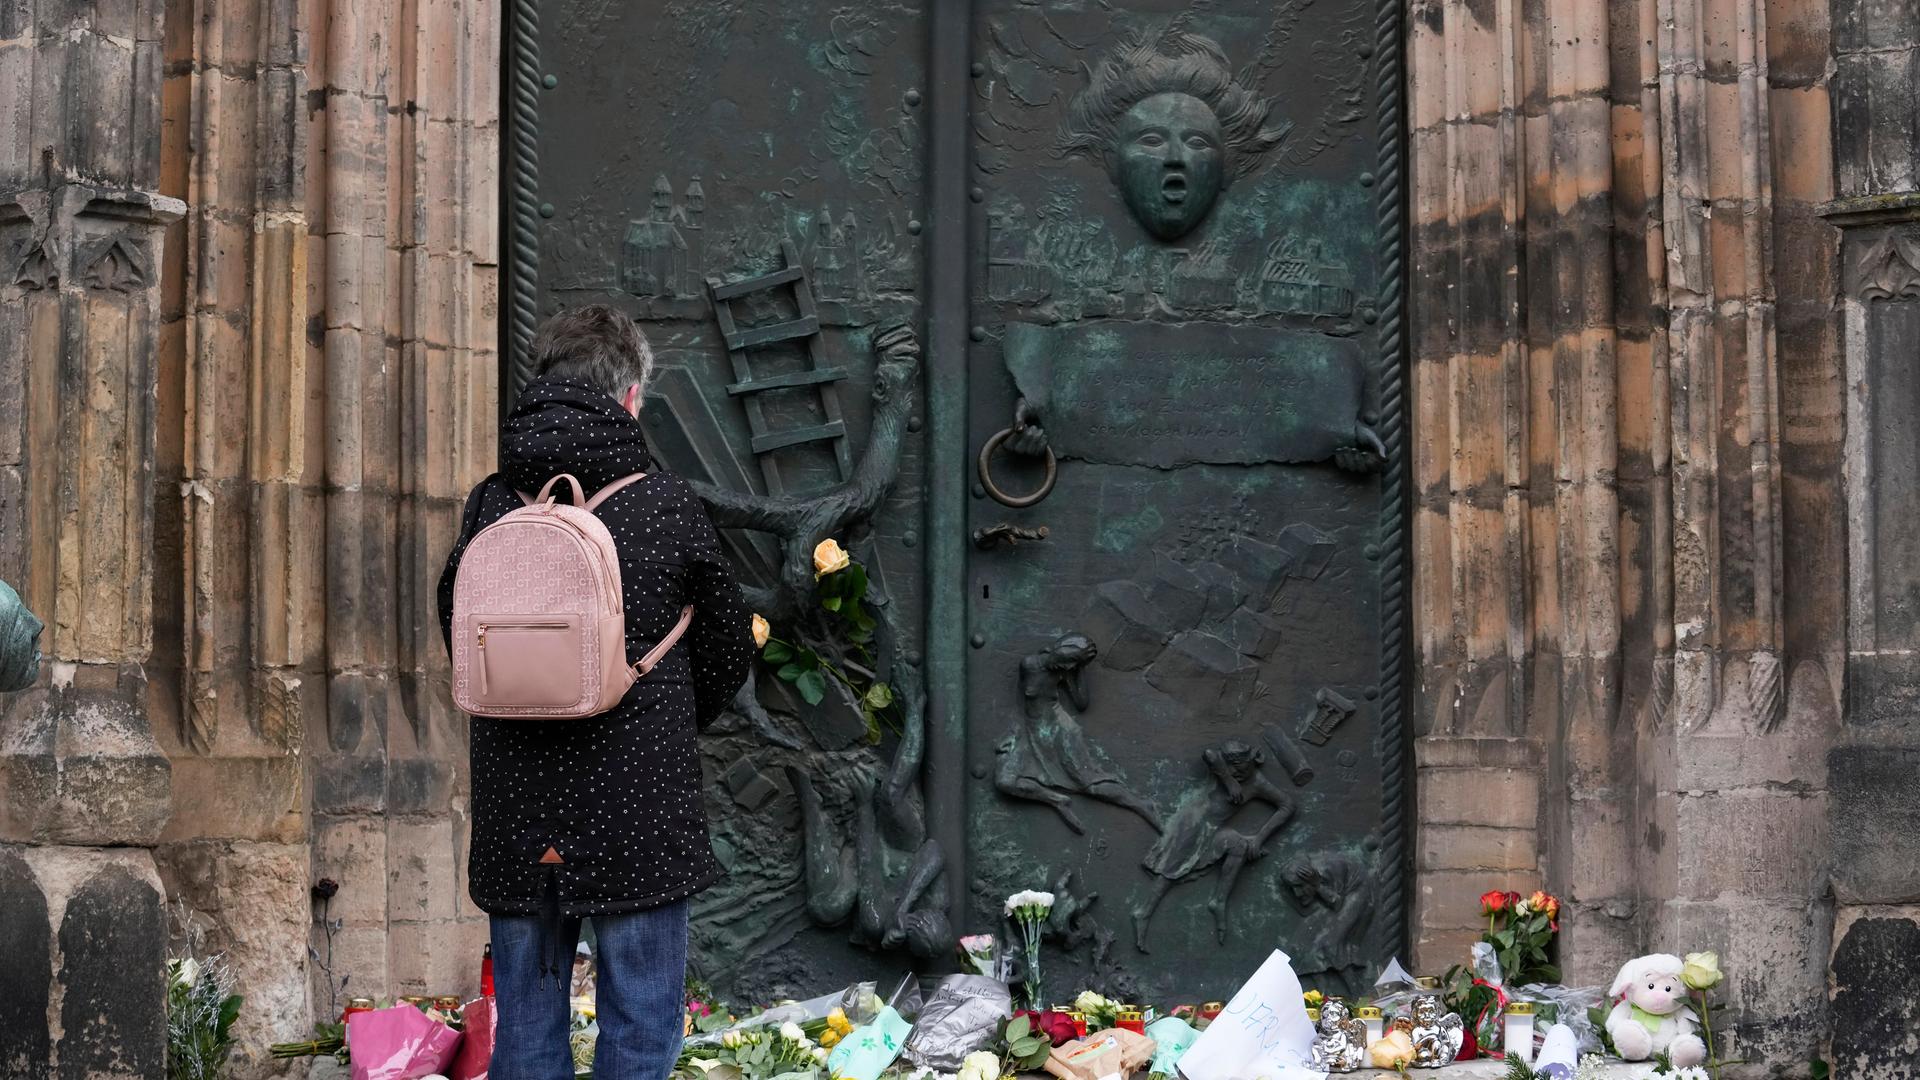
top-left (507, 0), bottom-right (1406, 1002)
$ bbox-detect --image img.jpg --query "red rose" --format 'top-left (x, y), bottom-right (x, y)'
top-left (1015, 1010), bottom-right (1078, 1046)
top-left (1504, 891), bottom-right (1523, 910)
top-left (1480, 890), bottom-right (1510, 916)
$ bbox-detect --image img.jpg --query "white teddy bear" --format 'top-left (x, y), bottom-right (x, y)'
top-left (1604, 954), bottom-right (1707, 1068)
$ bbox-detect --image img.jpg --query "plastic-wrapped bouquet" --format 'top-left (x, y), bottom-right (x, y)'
top-left (958, 934), bottom-right (1001, 978)
top-left (166, 955), bottom-right (243, 1080)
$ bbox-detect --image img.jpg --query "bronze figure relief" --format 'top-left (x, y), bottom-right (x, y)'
top-left (1060, 31), bottom-right (1290, 242)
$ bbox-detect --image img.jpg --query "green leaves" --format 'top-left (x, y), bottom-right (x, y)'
top-left (795, 669), bottom-right (827, 706)
top-left (695, 1012), bottom-right (733, 1034)
top-left (1003, 1015), bottom-right (1052, 1070)
top-left (754, 552), bottom-right (898, 737)
top-left (1587, 1006), bottom-right (1619, 1056)
top-left (770, 646), bottom-right (829, 704)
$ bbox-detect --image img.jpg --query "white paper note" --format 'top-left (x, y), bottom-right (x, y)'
top-left (1176, 950), bottom-right (1325, 1080)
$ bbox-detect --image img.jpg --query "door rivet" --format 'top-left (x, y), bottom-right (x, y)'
top-left (907, 219), bottom-right (923, 235)
top-left (969, 325), bottom-right (987, 341)
top-left (542, 73), bottom-right (558, 89)
top-left (904, 89), bottom-right (922, 107)
top-left (970, 61), bottom-right (986, 77)
top-left (970, 633), bottom-right (986, 649)
top-left (969, 187), bottom-right (985, 203)
top-left (538, 202), bottom-right (556, 218)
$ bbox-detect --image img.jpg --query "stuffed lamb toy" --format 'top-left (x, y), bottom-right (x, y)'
top-left (1605, 954), bottom-right (1707, 1067)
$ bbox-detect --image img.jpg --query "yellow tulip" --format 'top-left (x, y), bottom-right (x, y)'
top-left (813, 538), bottom-right (851, 577)
top-left (751, 614), bottom-right (770, 649)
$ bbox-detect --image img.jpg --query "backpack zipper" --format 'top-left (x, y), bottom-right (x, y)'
top-left (475, 621), bottom-right (570, 695)
top-left (514, 514), bottom-right (625, 618)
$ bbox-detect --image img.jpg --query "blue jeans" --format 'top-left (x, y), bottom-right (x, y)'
top-left (490, 900), bottom-right (688, 1080)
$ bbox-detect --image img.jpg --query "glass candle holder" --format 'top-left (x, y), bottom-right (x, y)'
top-left (1068, 1010), bottom-right (1088, 1037)
top-left (1198, 1001), bottom-right (1225, 1028)
top-left (1356, 1006), bottom-right (1384, 1046)
top-left (1116, 1007), bottom-right (1145, 1034)
top-left (1504, 1002), bottom-right (1536, 1065)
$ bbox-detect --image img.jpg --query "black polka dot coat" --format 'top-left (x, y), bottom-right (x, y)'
top-left (438, 376), bottom-right (754, 917)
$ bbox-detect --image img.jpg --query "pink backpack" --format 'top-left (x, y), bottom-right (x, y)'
top-left (449, 472), bottom-right (693, 719)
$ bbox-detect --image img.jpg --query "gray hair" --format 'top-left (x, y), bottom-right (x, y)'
top-left (529, 304), bottom-right (655, 398)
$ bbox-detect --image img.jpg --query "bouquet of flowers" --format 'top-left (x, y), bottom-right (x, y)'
top-left (1073, 990), bottom-right (1121, 1030)
top-left (1446, 889), bottom-right (1562, 1056)
top-left (166, 956), bottom-right (244, 1080)
top-left (754, 539), bottom-right (898, 744)
top-left (1005, 890), bottom-right (1056, 1010)
top-left (678, 1021), bottom-right (833, 1080)
top-left (958, 934), bottom-right (1001, 979)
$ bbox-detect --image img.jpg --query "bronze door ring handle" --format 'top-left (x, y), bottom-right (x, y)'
top-left (977, 427), bottom-right (1057, 508)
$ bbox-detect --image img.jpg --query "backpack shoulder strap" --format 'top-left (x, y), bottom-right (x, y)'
top-left (633, 605), bottom-right (694, 676)
top-left (585, 472), bottom-right (649, 513)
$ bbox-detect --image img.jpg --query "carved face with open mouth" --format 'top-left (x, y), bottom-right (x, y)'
top-left (1112, 91), bottom-right (1226, 241)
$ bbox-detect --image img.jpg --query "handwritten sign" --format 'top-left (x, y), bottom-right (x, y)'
top-left (1001, 322), bottom-right (1365, 468)
top-left (1175, 950), bottom-right (1324, 1080)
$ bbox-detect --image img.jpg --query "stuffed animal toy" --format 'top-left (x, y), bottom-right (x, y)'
top-left (1605, 954), bottom-right (1706, 1067)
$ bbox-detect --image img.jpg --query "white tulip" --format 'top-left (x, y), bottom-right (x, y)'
top-left (170, 958), bottom-right (201, 990)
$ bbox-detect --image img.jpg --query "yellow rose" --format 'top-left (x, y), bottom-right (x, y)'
top-left (751, 614), bottom-right (770, 649)
top-left (1303, 989), bottom-right (1325, 1007)
top-left (1368, 1030), bottom-right (1414, 1069)
top-left (813, 538), bottom-right (851, 577)
top-left (1681, 951), bottom-right (1723, 990)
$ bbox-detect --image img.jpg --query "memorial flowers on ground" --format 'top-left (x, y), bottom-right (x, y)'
top-left (1005, 889), bottom-right (1056, 1010)
top-left (166, 953), bottom-right (243, 1080)
top-left (1445, 886), bottom-right (1564, 1056)
top-left (1680, 950), bottom-right (1727, 1078)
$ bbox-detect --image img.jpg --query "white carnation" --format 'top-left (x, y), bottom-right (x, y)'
top-left (1003, 889), bottom-right (1057, 916)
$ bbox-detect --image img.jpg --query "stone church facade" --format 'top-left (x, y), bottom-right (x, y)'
top-left (0, 0), bottom-right (1915, 1075)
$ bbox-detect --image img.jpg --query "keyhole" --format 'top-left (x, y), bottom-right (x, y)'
top-left (982, 584), bottom-right (991, 599)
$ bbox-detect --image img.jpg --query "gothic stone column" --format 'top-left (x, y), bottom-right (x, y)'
top-left (0, 0), bottom-right (184, 1071)
top-left (1828, 0), bottom-right (1920, 1065)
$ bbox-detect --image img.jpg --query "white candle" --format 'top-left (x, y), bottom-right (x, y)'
top-left (1357, 1006), bottom-right (1384, 1047)
top-left (1504, 1002), bottom-right (1536, 1066)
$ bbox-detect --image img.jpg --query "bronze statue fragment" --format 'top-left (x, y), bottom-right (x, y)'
top-left (0, 580), bottom-right (42, 692)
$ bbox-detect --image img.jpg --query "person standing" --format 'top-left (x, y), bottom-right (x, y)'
top-left (438, 304), bottom-right (754, 1080)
